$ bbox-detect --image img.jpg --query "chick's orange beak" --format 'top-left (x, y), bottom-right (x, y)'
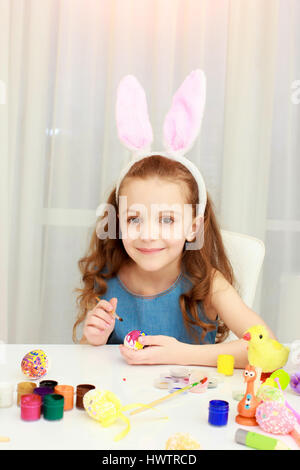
top-left (243, 332), bottom-right (251, 341)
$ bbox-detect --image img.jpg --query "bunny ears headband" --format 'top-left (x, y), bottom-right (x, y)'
top-left (115, 69), bottom-right (207, 217)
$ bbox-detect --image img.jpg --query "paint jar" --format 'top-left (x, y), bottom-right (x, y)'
top-left (208, 400), bottom-right (229, 426)
top-left (168, 381), bottom-right (188, 394)
top-left (33, 386), bottom-right (53, 413)
top-left (21, 394), bottom-right (42, 421)
top-left (39, 380), bottom-right (58, 390)
top-left (43, 393), bottom-right (64, 420)
top-left (154, 375), bottom-right (174, 389)
top-left (17, 382), bottom-right (37, 406)
top-left (0, 382), bottom-right (14, 408)
top-left (217, 354), bottom-right (235, 376)
top-left (76, 384), bottom-right (95, 409)
top-left (54, 385), bottom-right (74, 410)
top-left (170, 367), bottom-right (190, 378)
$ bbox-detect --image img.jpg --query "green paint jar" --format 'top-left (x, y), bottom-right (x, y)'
top-left (43, 393), bottom-right (64, 420)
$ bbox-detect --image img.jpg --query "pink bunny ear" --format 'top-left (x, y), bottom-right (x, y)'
top-left (163, 69), bottom-right (206, 156)
top-left (116, 75), bottom-right (153, 153)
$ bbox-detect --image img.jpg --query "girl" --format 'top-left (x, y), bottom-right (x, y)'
top-left (73, 71), bottom-right (275, 367)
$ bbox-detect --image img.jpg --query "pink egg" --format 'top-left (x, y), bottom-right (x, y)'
top-left (255, 401), bottom-right (296, 435)
top-left (124, 330), bottom-right (147, 350)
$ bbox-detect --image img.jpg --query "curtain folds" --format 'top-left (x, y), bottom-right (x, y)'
top-left (0, 0), bottom-right (299, 343)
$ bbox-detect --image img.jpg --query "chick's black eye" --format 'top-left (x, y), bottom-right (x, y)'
top-left (259, 334), bottom-right (263, 339)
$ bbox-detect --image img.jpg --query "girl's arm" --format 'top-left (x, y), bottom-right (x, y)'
top-left (208, 270), bottom-right (275, 340)
top-left (119, 270), bottom-right (277, 367)
top-left (181, 270), bottom-right (277, 368)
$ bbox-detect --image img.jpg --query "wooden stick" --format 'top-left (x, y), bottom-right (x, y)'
top-left (96, 296), bottom-right (123, 322)
top-left (129, 378), bottom-right (207, 416)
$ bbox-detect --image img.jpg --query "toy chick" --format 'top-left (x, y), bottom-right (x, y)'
top-left (243, 325), bottom-right (290, 373)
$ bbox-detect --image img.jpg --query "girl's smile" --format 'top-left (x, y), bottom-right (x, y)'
top-left (136, 247), bottom-right (165, 254)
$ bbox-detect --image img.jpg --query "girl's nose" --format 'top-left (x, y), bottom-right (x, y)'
top-left (139, 221), bottom-right (159, 240)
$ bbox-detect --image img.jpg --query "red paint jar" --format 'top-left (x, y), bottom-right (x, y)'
top-left (20, 393), bottom-right (42, 421)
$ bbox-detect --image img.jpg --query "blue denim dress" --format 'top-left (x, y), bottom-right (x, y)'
top-left (94, 266), bottom-right (218, 345)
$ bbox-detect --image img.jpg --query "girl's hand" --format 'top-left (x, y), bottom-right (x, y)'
top-left (83, 297), bottom-right (117, 346)
top-left (119, 335), bottom-right (189, 365)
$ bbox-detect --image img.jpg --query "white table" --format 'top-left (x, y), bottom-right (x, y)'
top-left (0, 344), bottom-right (299, 450)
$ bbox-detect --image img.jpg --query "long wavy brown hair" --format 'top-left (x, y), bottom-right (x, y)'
top-left (73, 155), bottom-right (238, 344)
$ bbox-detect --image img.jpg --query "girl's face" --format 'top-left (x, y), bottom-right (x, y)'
top-left (118, 177), bottom-right (196, 272)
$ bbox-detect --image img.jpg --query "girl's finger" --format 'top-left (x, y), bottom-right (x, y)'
top-left (87, 316), bottom-right (112, 330)
top-left (90, 309), bottom-right (114, 325)
top-left (86, 325), bottom-right (105, 336)
top-left (138, 335), bottom-right (165, 347)
top-left (95, 299), bottom-right (114, 313)
top-left (119, 344), bottom-right (150, 364)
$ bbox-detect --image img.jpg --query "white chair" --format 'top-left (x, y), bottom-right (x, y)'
top-left (220, 229), bottom-right (266, 341)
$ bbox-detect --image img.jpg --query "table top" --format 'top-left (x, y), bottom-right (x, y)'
top-left (0, 344), bottom-right (299, 450)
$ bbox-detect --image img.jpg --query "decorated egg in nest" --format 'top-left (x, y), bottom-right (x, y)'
top-left (21, 349), bottom-right (49, 379)
top-left (83, 389), bottom-right (122, 426)
top-left (83, 388), bottom-right (137, 441)
top-left (124, 330), bottom-right (147, 350)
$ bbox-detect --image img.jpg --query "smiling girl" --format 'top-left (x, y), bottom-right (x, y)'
top-left (72, 71), bottom-right (275, 367)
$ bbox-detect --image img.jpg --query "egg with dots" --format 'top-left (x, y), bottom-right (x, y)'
top-left (255, 401), bottom-right (300, 447)
top-left (124, 330), bottom-right (147, 350)
top-left (21, 349), bottom-right (49, 379)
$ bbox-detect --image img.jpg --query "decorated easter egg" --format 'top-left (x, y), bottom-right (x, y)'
top-left (255, 401), bottom-right (296, 435)
top-left (124, 330), bottom-right (147, 350)
top-left (83, 389), bottom-right (121, 426)
top-left (256, 385), bottom-right (285, 403)
top-left (21, 349), bottom-right (49, 379)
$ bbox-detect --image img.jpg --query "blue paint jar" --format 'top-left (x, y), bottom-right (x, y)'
top-left (208, 400), bottom-right (229, 426)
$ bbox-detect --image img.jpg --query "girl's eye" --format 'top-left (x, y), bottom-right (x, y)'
top-left (161, 217), bottom-right (174, 224)
top-left (127, 217), bottom-right (174, 224)
top-left (127, 217), bottom-right (140, 224)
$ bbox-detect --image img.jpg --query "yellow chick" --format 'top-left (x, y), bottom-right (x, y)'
top-left (242, 325), bottom-right (290, 373)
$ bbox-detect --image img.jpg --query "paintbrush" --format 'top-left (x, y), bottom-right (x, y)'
top-left (96, 296), bottom-right (123, 322)
top-left (129, 377), bottom-right (208, 416)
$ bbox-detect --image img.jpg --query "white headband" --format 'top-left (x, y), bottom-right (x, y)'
top-left (115, 69), bottom-right (207, 217)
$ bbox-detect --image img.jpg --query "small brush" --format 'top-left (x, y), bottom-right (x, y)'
top-left (129, 377), bottom-right (208, 416)
top-left (96, 296), bottom-right (123, 322)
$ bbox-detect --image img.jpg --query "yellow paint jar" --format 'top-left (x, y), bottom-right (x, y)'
top-left (217, 354), bottom-right (235, 376)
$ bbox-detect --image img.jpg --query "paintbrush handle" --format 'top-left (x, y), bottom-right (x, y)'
top-left (129, 382), bottom-right (199, 416)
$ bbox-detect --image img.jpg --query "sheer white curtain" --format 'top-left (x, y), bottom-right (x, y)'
top-left (0, 0), bottom-right (299, 343)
